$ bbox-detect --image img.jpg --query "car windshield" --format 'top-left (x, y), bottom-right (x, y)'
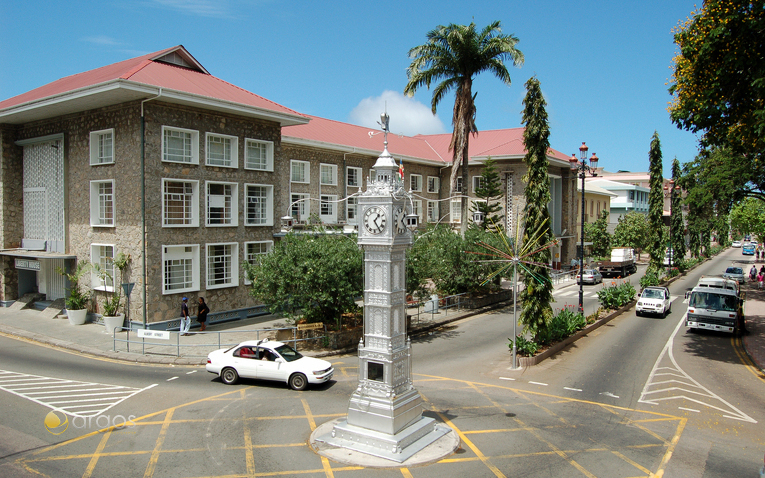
top-left (274, 344), bottom-right (303, 362)
top-left (689, 291), bottom-right (737, 311)
top-left (725, 267), bottom-right (743, 274)
top-left (643, 289), bottom-right (663, 299)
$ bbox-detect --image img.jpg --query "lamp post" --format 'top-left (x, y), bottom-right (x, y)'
top-left (569, 142), bottom-right (599, 314)
top-left (663, 179), bottom-right (681, 271)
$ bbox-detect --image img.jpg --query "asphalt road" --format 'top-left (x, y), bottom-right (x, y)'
top-left (0, 251), bottom-right (763, 477)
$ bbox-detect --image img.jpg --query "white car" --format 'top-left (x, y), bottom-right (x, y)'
top-left (732, 240), bottom-right (742, 248)
top-left (206, 339), bottom-right (333, 390)
top-left (636, 286), bottom-right (672, 317)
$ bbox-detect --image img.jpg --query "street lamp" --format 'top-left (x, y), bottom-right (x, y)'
top-left (663, 179), bottom-right (681, 271)
top-left (569, 142), bottom-right (599, 314)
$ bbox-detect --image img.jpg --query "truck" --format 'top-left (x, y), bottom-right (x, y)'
top-left (597, 247), bottom-right (637, 278)
top-left (685, 276), bottom-right (745, 334)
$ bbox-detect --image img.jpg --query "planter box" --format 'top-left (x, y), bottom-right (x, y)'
top-left (460, 289), bottom-right (513, 309)
top-left (103, 313), bottom-right (125, 335)
top-left (66, 309), bottom-right (88, 326)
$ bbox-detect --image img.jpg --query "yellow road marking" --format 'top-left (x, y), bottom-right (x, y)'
top-left (732, 335), bottom-right (765, 383)
top-left (400, 468), bottom-right (414, 477)
top-left (651, 417), bottom-right (687, 478)
top-left (143, 408), bottom-right (174, 478)
top-left (243, 410), bottom-right (255, 475)
top-left (82, 428), bottom-right (111, 478)
top-left (302, 399), bottom-right (334, 478)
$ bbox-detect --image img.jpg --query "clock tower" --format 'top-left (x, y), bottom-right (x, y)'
top-left (316, 114), bottom-right (451, 462)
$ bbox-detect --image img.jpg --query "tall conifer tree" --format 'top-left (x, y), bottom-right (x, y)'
top-left (519, 77), bottom-right (554, 339)
top-left (648, 131), bottom-right (665, 270)
top-left (470, 157), bottom-right (504, 232)
top-left (670, 157), bottom-right (686, 263)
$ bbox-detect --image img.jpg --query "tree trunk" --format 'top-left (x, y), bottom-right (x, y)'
top-left (460, 135), bottom-right (470, 235)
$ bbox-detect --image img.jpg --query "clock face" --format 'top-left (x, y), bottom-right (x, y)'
top-left (394, 207), bottom-right (406, 235)
top-left (364, 206), bottom-right (387, 235)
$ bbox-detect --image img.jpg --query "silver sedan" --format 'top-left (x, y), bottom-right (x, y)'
top-left (576, 269), bottom-right (603, 285)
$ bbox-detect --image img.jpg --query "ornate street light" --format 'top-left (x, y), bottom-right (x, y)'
top-left (569, 142), bottom-right (599, 314)
top-left (663, 179), bottom-right (681, 270)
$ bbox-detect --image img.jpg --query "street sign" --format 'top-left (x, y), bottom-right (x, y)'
top-left (137, 329), bottom-right (170, 340)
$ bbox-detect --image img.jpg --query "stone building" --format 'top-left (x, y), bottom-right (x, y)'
top-left (0, 45), bottom-right (578, 326)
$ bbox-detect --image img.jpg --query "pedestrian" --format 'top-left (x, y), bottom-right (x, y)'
top-left (180, 297), bottom-right (191, 336)
top-left (750, 265), bottom-right (757, 282)
top-left (757, 248), bottom-right (760, 261)
top-left (758, 272), bottom-right (764, 290)
top-left (197, 297), bottom-right (209, 332)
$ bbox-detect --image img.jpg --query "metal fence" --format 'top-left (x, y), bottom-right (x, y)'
top-left (112, 324), bottom-right (327, 358)
top-left (552, 269), bottom-right (577, 285)
top-left (407, 292), bottom-right (468, 326)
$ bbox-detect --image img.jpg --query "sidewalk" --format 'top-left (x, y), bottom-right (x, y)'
top-left (0, 273), bottom-right (763, 373)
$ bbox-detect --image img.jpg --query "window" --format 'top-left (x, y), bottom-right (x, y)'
top-left (451, 199), bottom-right (461, 223)
top-left (410, 174), bottom-right (422, 192)
top-left (320, 195), bottom-right (337, 223)
top-left (245, 139), bottom-right (273, 171)
top-left (347, 197), bottom-right (358, 224)
top-left (347, 167), bottom-right (362, 187)
top-left (162, 245), bottom-right (199, 294)
top-left (245, 184), bottom-right (273, 226)
top-left (291, 193), bottom-right (310, 222)
top-left (206, 133), bottom-right (238, 168)
top-left (412, 200), bottom-right (422, 222)
top-left (162, 179), bottom-right (199, 227)
top-left (628, 190), bottom-right (635, 201)
top-left (320, 164), bottom-right (337, 186)
top-left (427, 201), bottom-right (439, 223)
top-left (207, 242), bottom-right (238, 289)
top-left (243, 241), bottom-right (272, 284)
top-left (427, 176), bottom-right (440, 193)
top-left (90, 129), bottom-right (114, 165)
top-left (162, 126), bottom-right (199, 164)
top-left (291, 160), bottom-right (310, 183)
top-left (455, 177), bottom-right (463, 193)
top-left (90, 180), bottom-right (114, 227)
top-left (91, 244), bottom-right (115, 291)
top-left (473, 176), bottom-right (484, 192)
top-left (206, 181), bottom-right (238, 226)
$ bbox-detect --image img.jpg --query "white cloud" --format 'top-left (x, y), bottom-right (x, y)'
top-left (149, 0), bottom-right (232, 18)
top-left (82, 36), bottom-right (122, 46)
top-left (348, 90), bottom-right (447, 136)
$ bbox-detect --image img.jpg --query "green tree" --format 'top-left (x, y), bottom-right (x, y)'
top-left (470, 157), bottom-right (504, 232)
top-left (519, 76), bottom-right (554, 340)
top-left (730, 198), bottom-right (765, 240)
top-left (612, 212), bottom-right (649, 259)
top-left (243, 232), bottom-right (362, 328)
top-left (670, 157), bottom-right (686, 262)
top-left (648, 132), bottom-right (665, 270)
top-left (404, 21), bottom-right (523, 233)
top-left (584, 210), bottom-right (611, 258)
top-left (669, 0), bottom-right (765, 162)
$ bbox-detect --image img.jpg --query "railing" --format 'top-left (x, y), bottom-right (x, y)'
top-left (552, 269), bottom-right (577, 285)
top-left (112, 324), bottom-right (327, 358)
top-left (407, 292), bottom-right (468, 326)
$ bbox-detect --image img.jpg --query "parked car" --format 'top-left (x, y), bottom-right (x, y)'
top-left (732, 240), bottom-right (742, 248)
top-left (636, 286), bottom-right (671, 317)
top-left (722, 266), bottom-right (746, 284)
top-left (576, 269), bottom-right (602, 285)
top-left (206, 339), bottom-right (333, 390)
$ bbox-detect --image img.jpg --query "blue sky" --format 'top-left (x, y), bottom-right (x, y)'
top-left (0, 0), bottom-right (699, 174)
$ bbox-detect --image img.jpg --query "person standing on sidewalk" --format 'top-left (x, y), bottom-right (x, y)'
top-left (180, 297), bottom-right (191, 336)
top-left (197, 297), bottom-right (209, 332)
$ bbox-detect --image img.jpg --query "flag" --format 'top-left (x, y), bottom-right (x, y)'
top-left (398, 161), bottom-right (404, 180)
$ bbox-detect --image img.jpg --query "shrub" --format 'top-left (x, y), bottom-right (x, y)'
top-left (640, 268), bottom-right (661, 289)
top-left (597, 281), bottom-right (636, 310)
top-left (511, 335), bottom-right (538, 356)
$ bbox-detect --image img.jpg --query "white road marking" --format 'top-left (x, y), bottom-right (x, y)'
top-left (564, 387), bottom-right (582, 392)
top-left (679, 407), bottom-right (700, 413)
top-left (529, 381), bottom-right (548, 386)
top-left (600, 392), bottom-right (620, 399)
top-left (638, 314), bottom-right (757, 423)
top-left (166, 376), bottom-right (179, 381)
top-left (0, 369), bottom-right (156, 418)
top-left (499, 377), bottom-right (515, 381)
top-left (186, 370), bottom-right (197, 374)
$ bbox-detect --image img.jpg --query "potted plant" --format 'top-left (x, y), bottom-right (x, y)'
top-left (96, 253), bottom-right (131, 334)
top-left (56, 261), bottom-right (92, 325)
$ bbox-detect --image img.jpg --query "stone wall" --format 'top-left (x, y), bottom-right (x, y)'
top-left (0, 125), bottom-right (22, 300)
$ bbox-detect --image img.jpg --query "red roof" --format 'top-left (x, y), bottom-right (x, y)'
top-left (0, 46), bottom-right (306, 125)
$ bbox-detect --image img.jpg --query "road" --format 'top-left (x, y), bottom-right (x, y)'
top-left (0, 251), bottom-right (763, 477)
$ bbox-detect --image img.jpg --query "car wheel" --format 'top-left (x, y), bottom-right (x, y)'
top-left (289, 373), bottom-right (307, 391)
top-left (636, 310), bottom-right (642, 317)
top-left (221, 367), bottom-right (239, 385)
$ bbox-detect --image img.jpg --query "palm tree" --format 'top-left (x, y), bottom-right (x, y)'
top-left (404, 21), bottom-right (524, 233)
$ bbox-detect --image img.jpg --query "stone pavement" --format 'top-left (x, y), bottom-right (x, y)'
top-left (0, 270), bottom-right (762, 374)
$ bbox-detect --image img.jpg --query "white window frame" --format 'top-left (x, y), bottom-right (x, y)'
top-left (89, 129), bottom-right (114, 165)
top-left (451, 199), bottom-right (462, 223)
top-left (243, 241), bottom-right (273, 284)
top-left (427, 200), bottom-right (439, 223)
top-left (291, 193), bottom-right (310, 222)
top-left (162, 179), bottom-right (199, 227)
top-left (244, 138), bottom-right (274, 171)
top-left (410, 174), bottom-right (422, 192)
top-left (206, 181), bottom-right (238, 227)
top-left (427, 176), bottom-right (440, 193)
top-left (205, 132), bottom-right (238, 168)
top-left (206, 242), bottom-right (239, 289)
top-left (90, 180), bottom-right (115, 227)
top-left (412, 199), bottom-right (422, 222)
top-left (347, 166), bottom-right (362, 187)
top-left (90, 244), bottom-right (115, 292)
top-left (347, 197), bottom-right (358, 225)
top-left (162, 126), bottom-right (199, 164)
top-left (245, 183), bottom-right (274, 226)
top-left (320, 163), bottom-right (337, 186)
top-left (455, 177), bottom-right (463, 194)
top-left (473, 176), bottom-right (485, 193)
top-left (162, 244), bottom-right (200, 294)
top-left (320, 194), bottom-right (337, 223)
top-left (291, 160), bottom-right (310, 184)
